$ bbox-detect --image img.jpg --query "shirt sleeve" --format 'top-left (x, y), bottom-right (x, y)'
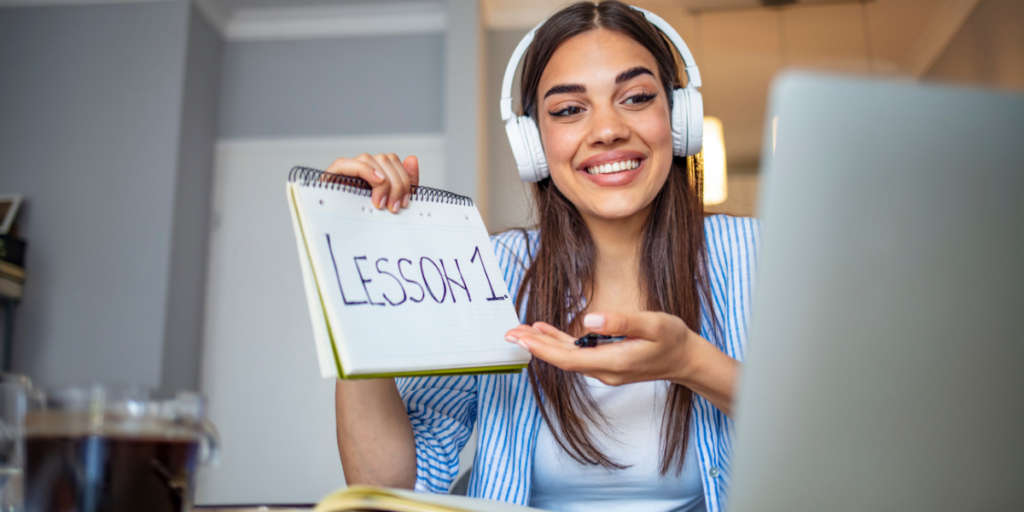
top-left (702, 215), bottom-right (762, 363)
top-left (730, 215), bottom-right (762, 361)
top-left (696, 215), bottom-right (762, 499)
top-left (396, 374), bottom-right (478, 494)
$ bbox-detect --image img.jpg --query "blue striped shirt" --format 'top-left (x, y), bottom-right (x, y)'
top-left (396, 214), bottom-right (761, 511)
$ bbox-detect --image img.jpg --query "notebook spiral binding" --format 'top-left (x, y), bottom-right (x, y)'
top-left (289, 167), bottom-right (474, 207)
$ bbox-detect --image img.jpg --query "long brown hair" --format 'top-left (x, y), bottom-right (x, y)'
top-left (513, 1), bottom-right (717, 475)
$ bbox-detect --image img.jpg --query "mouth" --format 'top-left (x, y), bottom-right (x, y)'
top-left (584, 158), bottom-right (643, 175)
top-left (576, 150), bottom-right (648, 187)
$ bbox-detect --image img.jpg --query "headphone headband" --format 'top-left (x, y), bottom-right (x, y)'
top-left (500, 26), bottom-right (538, 121)
top-left (499, 5), bottom-right (701, 122)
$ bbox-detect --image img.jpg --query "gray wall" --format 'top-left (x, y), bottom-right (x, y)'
top-left (485, 28), bottom-right (535, 232)
top-left (0, 1), bottom-right (192, 387)
top-left (445, 0), bottom-right (485, 204)
top-left (0, 0), bottom-right (457, 390)
top-left (161, 4), bottom-right (223, 393)
top-left (218, 34), bottom-right (444, 138)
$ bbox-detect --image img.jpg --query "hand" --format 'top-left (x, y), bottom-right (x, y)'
top-left (505, 312), bottom-right (699, 386)
top-left (325, 154), bottom-right (419, 214)
top-left (506, 312), bottom-right (740, 415)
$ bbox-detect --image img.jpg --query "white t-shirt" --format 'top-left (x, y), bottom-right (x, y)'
top-left (529, 377), bottom-right (706, 512)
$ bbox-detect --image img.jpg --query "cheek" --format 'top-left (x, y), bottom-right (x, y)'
top-left (539, 122), bottom-right (583, 169)
top-left (635, 110), bottom-right (674, 152)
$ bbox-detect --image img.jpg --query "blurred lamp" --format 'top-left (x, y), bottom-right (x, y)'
top-left (702, 116), bottom-right (728, 205)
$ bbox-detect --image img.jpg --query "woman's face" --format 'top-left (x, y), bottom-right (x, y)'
top-left (536, 28), bottom-right (674, 222)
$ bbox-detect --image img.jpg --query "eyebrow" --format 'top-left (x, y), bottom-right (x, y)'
top-left (616, 66), bottom-right (655, 84)
top-left (542, 66), bottom-right (656, 100)
top-left (543, 83), bottom-right (585, 99)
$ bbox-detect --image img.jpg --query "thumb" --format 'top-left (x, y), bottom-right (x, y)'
top-left (583, 311), bottom-right (666, 341)
top-left (402, 155), bottom-right (420, 187)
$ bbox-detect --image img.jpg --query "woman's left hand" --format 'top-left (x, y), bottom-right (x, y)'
top-left (505, 312), bottom-right (739, 416)
top-left (505, 312), bottom-right (696, 386)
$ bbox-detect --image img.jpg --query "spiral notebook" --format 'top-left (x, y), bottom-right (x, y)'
top-left (286, 167), bottom-right (531, 379)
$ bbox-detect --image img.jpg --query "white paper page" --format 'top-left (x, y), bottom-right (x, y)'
top-left (286, 184), bottom-right (338, 378)
top-left (293, 184), bottom-right (530, 376)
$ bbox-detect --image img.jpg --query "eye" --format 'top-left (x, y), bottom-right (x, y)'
top-left (549, 105), bottom-right (584, 117)
top-left (623, 92), bottom-right (657, 105)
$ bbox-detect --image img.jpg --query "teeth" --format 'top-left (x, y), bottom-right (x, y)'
top-left (586, 159), bottom-right (640, 175)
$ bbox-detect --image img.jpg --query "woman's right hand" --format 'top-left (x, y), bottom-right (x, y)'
top-left (325, 154), bottom-right (419, 214)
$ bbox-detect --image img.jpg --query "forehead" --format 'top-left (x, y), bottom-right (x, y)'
top-left (539, 28), bottom-right (662, 91)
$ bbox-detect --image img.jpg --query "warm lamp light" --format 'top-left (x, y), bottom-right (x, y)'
top-left (702, 116), bottom-right (727, 205)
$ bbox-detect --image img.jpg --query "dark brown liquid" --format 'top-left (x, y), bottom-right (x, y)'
top-left (25, 435), bottom-right (199, 512)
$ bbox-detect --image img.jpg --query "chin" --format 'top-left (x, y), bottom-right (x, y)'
top-left (584, 197), bottom-right (651, 221)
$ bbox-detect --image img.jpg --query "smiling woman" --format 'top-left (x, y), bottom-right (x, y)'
top-left (326, 2), bottom-right (760, 512)
top-left (514, 5), bottom-right (712, 477)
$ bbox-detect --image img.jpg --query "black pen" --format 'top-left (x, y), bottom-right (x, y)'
top-left (574, 333), bottom-right (627, 348)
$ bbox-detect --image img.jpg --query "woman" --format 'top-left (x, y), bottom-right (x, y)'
top-left (326, 2), bottom-right (759, 511)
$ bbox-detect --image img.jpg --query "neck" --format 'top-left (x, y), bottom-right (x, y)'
top-left (581, 206), bottom-right (650, 310)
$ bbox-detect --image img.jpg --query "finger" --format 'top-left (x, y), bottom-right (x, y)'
top-left (511, 326), bottom-right (583, 354)
top-left (517, 333), bottom-right (613, 373)
top-left (385, 153), bottom-right (412, 209)
top-left (370, 153), bottom-right (400, 211)
top-left (371, 153), bottom-right (408, 213)
top-left (507, 326), bottom-right (569, 354)
top-left (402, 155), bottom-right (420, 188)
top-left (582, 311), bottom-right (675, 342)
top-left (515, 331), bottom-right (571, 361)
top-left (531, 322), bottom-right (576, 345)
top-left (354, 154), bottom-right (391, 209)
top-left (324, 157), bottom-right (386, 187)
top-left (505, 324), bottom-right (543, 343)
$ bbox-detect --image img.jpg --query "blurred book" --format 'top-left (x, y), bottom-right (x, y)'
top-left (313, 486), bottom-right (543, 512)
top-left (0, 235), bottom-right (25, 267)
top-left (0, 195), bottom-right (21, 236)
top-left (1, 246), bottom-right (25, 300)
top-left (0, 262), bottom-right (23, 283)
top-left (0, 274), bottom-right (21, 300)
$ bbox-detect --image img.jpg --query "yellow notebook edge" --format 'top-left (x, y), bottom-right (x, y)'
top-left (314, 486), bottom-right (475, 512)
top-left (315, 485), bottom-right (547, 512)
top-left (343, 364), bottom-right (527, 380)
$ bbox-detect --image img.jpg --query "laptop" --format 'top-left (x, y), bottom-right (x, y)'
top-left (729, 72), bottom-right (1024, 511)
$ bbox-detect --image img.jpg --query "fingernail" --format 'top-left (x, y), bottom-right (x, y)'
top-left (505, 335), bottom-right (518, 343)
top-left (376, 196), bottom-right (385, 209)
top-left (517, 340), bottom-right (529, 350)
top-left (402, 194), bottom-right (410, 208)
top-left (583, 314), bottom-right (605, 329)
top-left (373, 170), bottom-right (385, 182)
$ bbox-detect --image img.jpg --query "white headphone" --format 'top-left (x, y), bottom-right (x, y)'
top-left (500, 5), bottom-right (704, 183)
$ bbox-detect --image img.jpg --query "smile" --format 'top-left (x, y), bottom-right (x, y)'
top-left (585, 159), bottom-right (642, 175)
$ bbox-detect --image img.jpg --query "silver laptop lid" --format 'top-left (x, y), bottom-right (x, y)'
top-left (729, 72), bottom-right (1024, 511)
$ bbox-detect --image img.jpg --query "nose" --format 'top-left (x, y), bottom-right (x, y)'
top-left (585, 103), bottom-right (630, 147)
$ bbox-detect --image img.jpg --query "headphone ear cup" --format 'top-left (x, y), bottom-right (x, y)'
top-left (671, 87), bottom-right (705, 157)
top-left (505, 117), bottom-right (538, 182)
top-left (671, 88), bottom-right (688, 157)
top-left (685, 87), bottom-right (704, 157)
top-left (520, 116), bottom-right (549, 182)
